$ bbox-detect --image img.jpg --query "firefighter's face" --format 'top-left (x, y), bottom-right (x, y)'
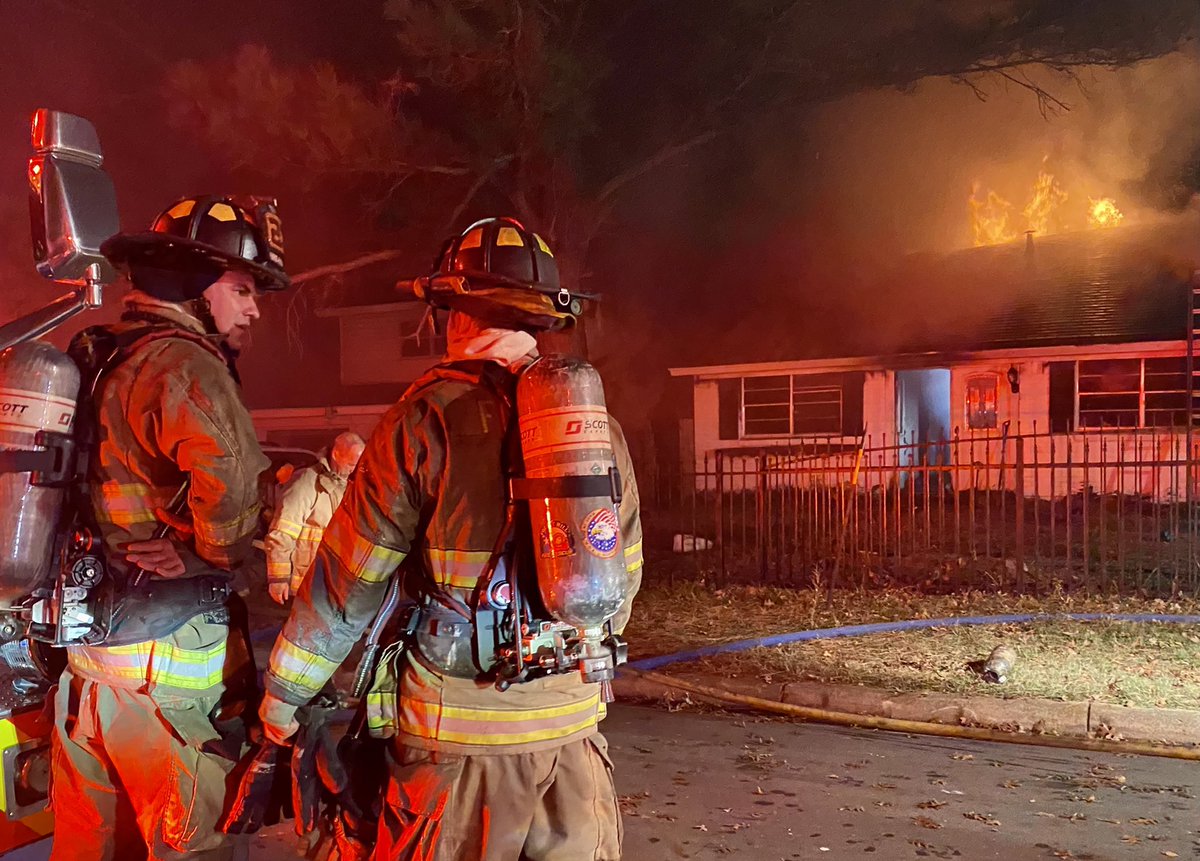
top-left (204, 271), bottom-right (261, 341)
top-left (332, 442), bottom-right (366, 477)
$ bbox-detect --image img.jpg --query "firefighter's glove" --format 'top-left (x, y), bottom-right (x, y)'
top-left (260, 691), bottom-right (301, 746)
top-left (290, 696), bottom-right (346, 836)
top-left (221, 739), bottom-right (290, 835)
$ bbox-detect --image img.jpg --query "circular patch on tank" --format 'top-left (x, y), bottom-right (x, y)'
top-left (581, 508), bottom-right (620, 559)
top-left (539, 519), bottom-right (576, 558)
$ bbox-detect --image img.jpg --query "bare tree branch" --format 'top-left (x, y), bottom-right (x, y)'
top-left (291, 250), bottom-right (407, 286)
top-left (595, 129), bottom-right (719, 208)
top-left (443, 155), bottom-right (515, 232)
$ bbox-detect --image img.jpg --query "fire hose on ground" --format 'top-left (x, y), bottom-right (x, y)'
top-left (622, 613), bottom-right (1200, 761)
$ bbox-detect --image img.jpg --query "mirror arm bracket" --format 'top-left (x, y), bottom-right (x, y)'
top-left (0, 264), bottom-right (105, 352)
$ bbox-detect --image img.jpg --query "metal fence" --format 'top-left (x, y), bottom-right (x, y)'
top-left (642, 424), bottom-right (1200, 595)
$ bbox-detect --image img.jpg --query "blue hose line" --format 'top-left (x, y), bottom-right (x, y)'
top-left (625, 613), bottom-right (1200, 672)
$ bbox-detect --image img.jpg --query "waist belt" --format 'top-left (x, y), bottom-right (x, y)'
top-left (93, 573), bottom-right (232, 647)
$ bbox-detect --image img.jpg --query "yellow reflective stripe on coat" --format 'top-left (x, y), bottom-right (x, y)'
top-left (274, 517), bottom-right (305, 540)
top-left (268, 635), bottom-right (342, 697)
top-left (267, 559), bottom-right (292, 582)
top-left (425, 547), bottom-right (492, 589)
top-left (398, 690), bottom-right (602, 746)
top-left (94, 481), bottom-right (160, 527)
top-left (396, 659), bottom-right (602, 746)
top-left (624, 540), bottom-right (644, 573)
top-left (195, 506), bottom-right (259, 548)
top-left (323, 518), bottom-right (406, 583)
top-left (67, 640), bottom-right (226, 690)
top-left (364, 641), bottom-right (404, 738)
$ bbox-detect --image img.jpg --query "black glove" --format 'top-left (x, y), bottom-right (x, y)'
top-left (291, 699), bottom-right (344, 836)
top-left (221, 739), bottom-right (291, 835)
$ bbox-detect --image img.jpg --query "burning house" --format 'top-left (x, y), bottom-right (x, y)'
top-left (670, 218), bottom-right (1200, 503)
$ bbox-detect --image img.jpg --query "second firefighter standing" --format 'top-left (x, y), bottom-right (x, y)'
top-left (257, 218), bottom-right (644, 860)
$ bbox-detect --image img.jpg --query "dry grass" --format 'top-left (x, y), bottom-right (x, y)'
top-left (625, 584), bottom-right (1200, 709)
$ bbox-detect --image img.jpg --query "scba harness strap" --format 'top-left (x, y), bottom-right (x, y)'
top-left (0, 321), bottom-right (241, 647)
top-left (73, 323), bottom-right (238, 646)
top-left (404, 359), bottom-right (623, 683)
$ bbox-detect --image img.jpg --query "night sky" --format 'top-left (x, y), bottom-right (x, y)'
top-left (3, 0), bottom-right (1199, 429)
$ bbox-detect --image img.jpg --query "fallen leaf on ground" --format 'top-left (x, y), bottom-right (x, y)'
top-left (964, 811), bottom-right (1001, 827)
top-left (912, 816), bottom-right (943, 830)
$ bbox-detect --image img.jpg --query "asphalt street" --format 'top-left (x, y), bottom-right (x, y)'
top-left (14, 703), bottom-right (1199, 860)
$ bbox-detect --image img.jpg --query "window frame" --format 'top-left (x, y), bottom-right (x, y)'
top-left (1072, 356), bottom-right (1190, 430)
top-left (739, 374), bottom-right (845, 438)
top-left (964, 373), bottom-right (999, 430)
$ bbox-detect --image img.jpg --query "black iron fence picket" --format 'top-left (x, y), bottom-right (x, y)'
top-left (642, 425), bottom-right (1200, 595)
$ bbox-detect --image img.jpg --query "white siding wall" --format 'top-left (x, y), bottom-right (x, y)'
top-left (683, 344), bottom-right (1195, 501)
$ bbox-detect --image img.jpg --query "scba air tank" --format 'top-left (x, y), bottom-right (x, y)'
top-left (0, 341), bottom-right (79, 605)
top-left (516, 355), bottom-right (626, 630)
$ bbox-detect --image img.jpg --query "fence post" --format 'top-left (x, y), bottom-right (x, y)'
top-left (1015, 436), bottom-right (1026, 593)
top-left (757, 453), bottom-right (767, 582)
top-left (714, 452), bottom-right (725, 587)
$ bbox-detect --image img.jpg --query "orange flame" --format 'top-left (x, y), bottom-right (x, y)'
top-left (969, 184), bottom-right (1016, 246)
top-left (969, 167), bottom-right (1125, 246)
top-left (1021, 169), bottom-right (1068, 237)
top-left (1087, 197), bottom-right (1124, 228)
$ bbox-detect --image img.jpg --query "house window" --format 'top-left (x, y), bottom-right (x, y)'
top-left (742, 376), bottom-right (792, 436)
top-left (1075, 357), bottom-right (1189, 429)
top-left (965, 375), bottom-right (998, 429)
top-left (739, 373), bottom-right (853, 437)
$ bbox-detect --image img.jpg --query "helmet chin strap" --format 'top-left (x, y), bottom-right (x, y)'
top-left (185, 295), bottom-right (222, 338)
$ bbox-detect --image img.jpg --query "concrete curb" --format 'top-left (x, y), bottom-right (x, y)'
top-left (613, 671), bottom-right (1200, 748)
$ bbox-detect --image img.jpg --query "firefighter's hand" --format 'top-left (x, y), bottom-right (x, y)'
top-left (260, 692), bottom-right (301, 746)
top-left (124, 539), bottom-right (186, 578)
top-left (268, 581), bottom-right (291, 604)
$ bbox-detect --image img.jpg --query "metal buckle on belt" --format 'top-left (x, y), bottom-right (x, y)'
top-left (421, 616), bottom-right (472, 638)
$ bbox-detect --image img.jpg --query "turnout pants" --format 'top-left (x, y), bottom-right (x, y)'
top-left (48, 670), bottom-right (240, 861)
top-left (374, 734), bottom-right (622, 861)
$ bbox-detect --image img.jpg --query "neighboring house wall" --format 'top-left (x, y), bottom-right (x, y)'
top-left (319, 302), bottom-right (443, 387)
top-left (253, 301), bottom-right (441, 445)
top-left (251, 404), bottom-right (391, 450)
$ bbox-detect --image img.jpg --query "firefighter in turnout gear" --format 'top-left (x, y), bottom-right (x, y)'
top-left (265, 432), bottom-right (366, 604)
top-left (257, 218), bottom-right (643, 860)
top-left (49, 195), bottom-right (288, 860)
